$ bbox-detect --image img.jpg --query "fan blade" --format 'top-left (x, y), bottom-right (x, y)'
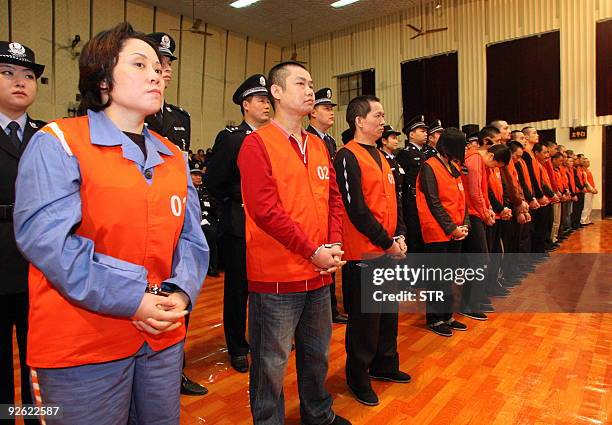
top-left (192, 30), bottom-right (213, 36)
top-left (407, 24), bottom-right (422, 33)
top-left (410, 32), bottom-right (423, 40)
top-left (424, 27), bottom-right (448, 34)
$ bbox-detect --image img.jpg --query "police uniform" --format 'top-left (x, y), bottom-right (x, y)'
top-left (0, 41), bottom-right (45, 425)
top-left (192, 169), bottom-right (219, 275)
top-left (204, 74), bottom-right (268, 372)
top-left (305, 88), bottom-right (347, 324)
top-left (306, 87), bottom-right (338, 160)
top-left (145, 32), bottom-right (205, 397)
top-left (145, 33), bottom-right (191, 152)
top-left (395, 115), bottom-right (428, 253)
top-left (377, 124), bottom-right (405, 200)
top-left (423, 119), bottom-right (443, 159)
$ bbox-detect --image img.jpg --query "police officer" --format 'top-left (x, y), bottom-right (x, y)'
top-left (204, 74), bottom-right (270, 373)
top-left (191, 169), bottom-right (219, 276)
top-left (146, 31), bottom-right (205, 396)
top-left (424, 119), bottom-right (443, 159)
top-left (305, 88), bottom-right (347, 324)
top-left (145, 32), bottom-right (191, 152)
top-left (376, 124), bottom-right (405, 199)
top-left (395, 115), bottom-right (428, 253)
top-left (0, 41), bottom-right (46, 425)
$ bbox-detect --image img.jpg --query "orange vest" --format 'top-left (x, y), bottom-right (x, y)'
top-left (524, 149), bottom-right (541, 188)
top-left (28, 116), bottom-right (188, 368)
top-left (243, 123), bottom-right (330, 282)
top-left (585, 169), bottom-right (595, 189)
top-left (553, 168), bottom-right (565, 192)
top-left (576, 166), bottom-right (586, 187)
top-left (516, 158), bottom-right (533, 193)
top-left (538, 161), bottom-right (552, 188)
top-left (463, 150), bottom-right (491, 219)
top-left (487, 167), bottom-right (504, 218)
top-left (416, 156), bottom-right (465, 244)
top-left (341, 141), bottom-right (397, 260)
top-left (567, 166), bottom-right (577, 193)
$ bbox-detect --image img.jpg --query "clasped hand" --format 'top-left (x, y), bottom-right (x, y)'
top-left (312, 245), bottom-right (346, 274)
top-left (132, 291), bottom-right (189, 335)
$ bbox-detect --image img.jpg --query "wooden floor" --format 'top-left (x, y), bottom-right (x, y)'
top-left (12, 218), bottom-right (612, 424)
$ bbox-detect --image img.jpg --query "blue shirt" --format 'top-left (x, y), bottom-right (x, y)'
top-left (13, 110), bottom-right (209, 317)
top-left (0, 111), bottom-right (27, 140)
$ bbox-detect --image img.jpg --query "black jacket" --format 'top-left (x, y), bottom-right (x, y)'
top-left (204, 121), bottom-right (253, 238)
top-left (145, 102), bottom-right (191, 151)
top-left (0, 116), bottom-right (46, 295)
top-left (305, 125), bottom-right (337, 160)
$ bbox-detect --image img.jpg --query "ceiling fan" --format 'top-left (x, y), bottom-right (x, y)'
top-left (170, 0), bottom-right (213, 36)
top-left (282, 20), bottom-right (307, 65)
top-left (407, 0), bottom-right (448, 40)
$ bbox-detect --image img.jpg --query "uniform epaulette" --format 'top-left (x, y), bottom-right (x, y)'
top-left (167, 103), bottom-right (190, 117)
top-left (225, 125), bottom-right (242, 133)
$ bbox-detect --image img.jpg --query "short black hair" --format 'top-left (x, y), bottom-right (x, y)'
top-left (488, 144), bottom-right (511, 165)
top-left (551, 152), bottom-right (563, 161)
top-left (544, 140), bottom-right (557, 148)
top-left (478, 126), bottom-right (500, 146)
top-left (267, 61), bottom-right (308, 110)
top-left (522, 126), bottom-right (535, 134)
top-left (510, 130), bottom-right (524, 141)
top-left (507, 140), bottom-right (524, 153)
top-left (533, 142), bottom-right (546, 154)
top-left (345, 95), bottom-right (380, 133)
top-left (78, 22), bottom-right (160, 115)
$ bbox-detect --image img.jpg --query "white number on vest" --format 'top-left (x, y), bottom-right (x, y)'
top-left (317, 166), bottom-right (330, 180)
top-left (171, 195), bottom-right (186, 217)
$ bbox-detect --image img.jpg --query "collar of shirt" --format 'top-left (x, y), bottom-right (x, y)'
top-left (409, 141), bottom-right (423, 151)
top-left (271, 119), bottom-right (309, 141)
top-left (310, 125), bottom-right (327, 140)
top-left (383, 150), bottom-right (395, 159)
top-left (0, 111), bottom-right (28, 139)
top-left (87, 109), bottom-right (173, 169)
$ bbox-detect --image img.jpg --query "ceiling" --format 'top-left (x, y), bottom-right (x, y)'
top-left (141, 0), bottom-right (419, 47)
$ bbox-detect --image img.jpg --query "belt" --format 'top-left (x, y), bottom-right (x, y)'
top-left (0, 204), bottom-right (14, 221)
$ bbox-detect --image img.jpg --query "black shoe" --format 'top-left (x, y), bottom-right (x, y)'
top-left (428, 322), bottom-right (453, 337)
top-left (230, 355), bottom-right (249, 373)
top-left (481, 303), bottom-right (495, 313)
top-left (446, 318), bottom-right (467, 331)
top-left (332, 313), bottom-right (348, 324)
top-left (348, 385), bottom-right (379, 406)
top-left (330, 415), bottom-right (352, 425)
top-left (207, 269), bottom-right (220, 277)
top-left (458, 311), bottom-right (488, 321)
top-left (181, 373), bottom-right (208, 396)
top-left (370, 370), bottom-right (411, 383)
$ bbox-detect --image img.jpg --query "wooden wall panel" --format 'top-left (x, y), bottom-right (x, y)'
top-left (91, 0), bottom-right (124, 37)
top-left (0, 0), bottom-right (8, 40)
top-left (245, 38), bottom-right (265, 77)
top-left (178, 17), bottom-right (205, 148)
top-left (54, 0), bottom-right (89, 119)
top-left (153, 8), bottom-right (181, 104)
top-left (125, 0), bottom-right (154, 34)
top-left (12, 0), bottom-right (53, 120)
top-left (201, 24), bottom-right (227, 146)
top-left (224, 32), bottom-right (247, 126)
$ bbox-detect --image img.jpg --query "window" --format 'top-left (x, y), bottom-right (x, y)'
top-left (486, 31), bottom-right (560, 124)
top-left (337, 69), bottom-right (375, 106)
top-left (401, 52), bottom-right (459, 128)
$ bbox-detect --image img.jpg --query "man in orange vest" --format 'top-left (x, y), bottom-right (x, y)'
top-left (237, 61), bottom-right (350, 425)
top-left (580, 157), bottom-right (597, 225)
top-left (334, 95), bottom-right (409, 407)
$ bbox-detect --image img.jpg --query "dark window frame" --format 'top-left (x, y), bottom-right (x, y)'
top-left (336, 68), bottom-right (375, 106)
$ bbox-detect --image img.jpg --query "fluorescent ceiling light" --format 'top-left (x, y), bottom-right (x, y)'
top-left (230, 0), bottom-right (260, 8)
top-left (331, 0), bottom-right (360, 8)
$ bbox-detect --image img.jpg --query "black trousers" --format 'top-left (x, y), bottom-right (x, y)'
top-left (344, 260), bottom-right (399, 392)
top-left (0, 292), bottom-right (38, 425)
top-left (531, 205), bottom-right (552, 253)
top-left (461, 216), bottom-right (489, 310)
top-left (202, 224), bottom-right (219, 272)
top-left (501, 218), bottom-right (521, 278)
top-left (424, 240), bottom-right (462, 324)
top-left (404, 198), bottom-right (424, 253)
top-left (571, 193), bottom-right (585, 228)
top-left (223, 234), bottom-right (249, 356)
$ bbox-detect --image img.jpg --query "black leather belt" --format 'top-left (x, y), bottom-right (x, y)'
top-left (0, 204), bottom-right (14, 221)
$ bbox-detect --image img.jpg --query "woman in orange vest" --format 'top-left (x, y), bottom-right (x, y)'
top-left (13, 23), bottom-right (208, 424)
top-left (416, 128), bottom-right (470, 337)
top-left (334, 96), bottom-right (408, 407)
